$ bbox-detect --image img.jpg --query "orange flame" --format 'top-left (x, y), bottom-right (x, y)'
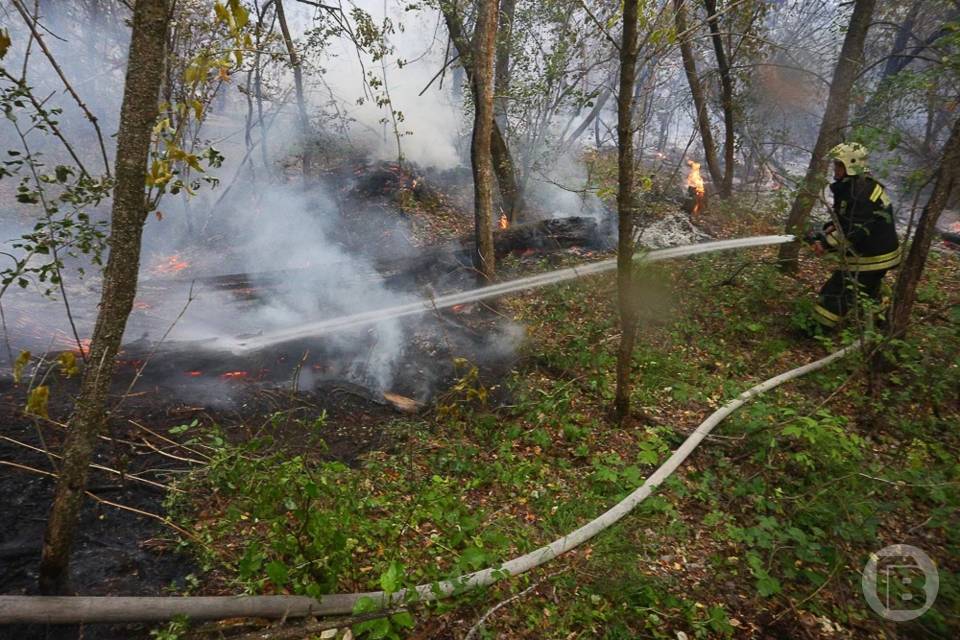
top-left (687, 160), bottom-right (705, 215)
top-left (73, 338), bottom-right (92, 357)
top-left (499, 213), bottom-right (509, 230)
top-left (152, 254), bottom-right (190, 275)
top-left (221, 371), bottom-right (249, 379)
top-left (186, 370), bottom-right (203, 377)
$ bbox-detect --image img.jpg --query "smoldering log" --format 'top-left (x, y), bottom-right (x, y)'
top-left (190, 217), bottom-right (605, 296)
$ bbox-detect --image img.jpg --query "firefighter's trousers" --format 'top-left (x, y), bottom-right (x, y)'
top-left (813, 268), bottom-right (890, 328)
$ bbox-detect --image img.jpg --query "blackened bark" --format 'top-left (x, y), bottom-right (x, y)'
top-left (441, 2), bottom-right (523, 221)
top-left (614, 0), bottom-right (640, 422)
top-left (778, 0), bottom-right (876, 272)
top-left (703, 0), bottom-right (734, 198)
top-left (39, 0), bottom-right (171, 594)
top-left (276, 0), bottom-right (312, 178)
top-left (674, 0), bottom-right (723, 189)
top-left (890, 116), bottom-right (960, 337)
top-left (471, 0), bottom-right (498, 282)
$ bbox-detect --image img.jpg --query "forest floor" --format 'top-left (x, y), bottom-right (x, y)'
top-left (1, 163), bottom-right (958, 640)
top-left (164, 183), bottom-right (958, 639)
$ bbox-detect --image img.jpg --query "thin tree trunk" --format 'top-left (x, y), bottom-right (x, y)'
top-left (889, 116), bottom-right (960, 337)
top-left (494, 0), bottom-right (515, 133)
top-left (614, 0), bottom-right (640, 422)
top-left (703, 0), bottom-right (734, 198)
top-left (276, 0), bottom-right (312, 177)
top-left (777, 0), bottom-right (876, 272)
top-left (39, 0), bottom-right (171, 595)
top-left (441, 2), bottom-right (522, 221)
top-left (471, 0), bottom-right (498, 282)
top-left (563, 85), bottom-right (612, 151)
top-left (673, 0), bottom-right (723, 189)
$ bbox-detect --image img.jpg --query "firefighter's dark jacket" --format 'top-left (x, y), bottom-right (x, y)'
top-left (822, 175), bottom-right (901, 271)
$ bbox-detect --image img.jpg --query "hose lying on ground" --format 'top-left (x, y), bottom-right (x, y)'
top-left (0, 342), bottom-right (860, 625)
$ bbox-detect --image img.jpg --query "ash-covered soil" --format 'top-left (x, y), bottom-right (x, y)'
top-left (0, 296), bottom-right (523, 640)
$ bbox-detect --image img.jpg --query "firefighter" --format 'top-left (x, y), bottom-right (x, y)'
top-left (805, 142), bottom-right (901, 330)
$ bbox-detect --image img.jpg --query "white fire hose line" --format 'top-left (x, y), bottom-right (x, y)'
top-left (226, 235), bottom-right (796, 353)
top-left (0, 342), bottom-right (861, 625)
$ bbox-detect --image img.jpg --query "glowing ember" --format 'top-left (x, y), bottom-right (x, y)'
top-left (186, 370), bottom-right (203, 377)
top-left (152, 254), bottom-right (190, 275)
top-left (499, 213), bottom-right (509, 230)
top-left (686, 160), bottom-right (706, 215)
top-left (221, 371), bottom-right (249, 379)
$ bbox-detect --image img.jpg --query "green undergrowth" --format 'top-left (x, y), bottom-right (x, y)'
top-left (167, 243), bottom-right (959, 639)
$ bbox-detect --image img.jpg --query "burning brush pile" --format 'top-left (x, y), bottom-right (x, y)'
top-left (1, 161), bottom-right (618, 421)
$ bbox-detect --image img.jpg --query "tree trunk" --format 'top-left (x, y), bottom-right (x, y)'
top-left (703, 0), bottom-right (735, 198)
top-left (614, 0), bottom-right (640, 422)
top-left (471, 0), bottom-right (498, 282)
top-left (777, 0), bottom-right (876, 272)
top-left (494, 0), bottom-right (515, 133)
top-left (889, 116), bottom-right (960, 337)
top-left (38, 0), bottom-right (171, 595)
top-left (276, 0), bottom-right (312, 178)
top-left (441, 2), bottom-right (523, 221)
top-left (673, 0), bottom-right (723, 189)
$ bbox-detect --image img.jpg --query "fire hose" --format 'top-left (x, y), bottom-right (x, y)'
top-left (2, 234), bottom-right (867, 626)
top-left (226, 235), bottom-right (795, 352)
top-left (0, 345), bottom-right (862, 624)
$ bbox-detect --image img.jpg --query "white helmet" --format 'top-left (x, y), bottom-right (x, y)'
top-left (828, 142), bottom-right (868, 175)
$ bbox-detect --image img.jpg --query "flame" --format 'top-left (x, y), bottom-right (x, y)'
top-left (73, 338), bottom-right (92, 357)
top-left (499, 213), bottom-right (509, 230)
top-left (221, 371), bottom-right (249, 379)
top-left (152, 254), bottom-right (190, 275)
top-left (186, 370), bottom-right (203, 377)
top-left (687, 160), bottom-right (705, 215)
top-left (686, 160), bottom-right (705, 195)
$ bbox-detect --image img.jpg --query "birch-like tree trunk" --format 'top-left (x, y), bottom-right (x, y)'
top-left (471, 0), bottom-right (499, 281)
top-left (778, 0), bottom-right (876, 272)
top-left (614, 0), bottom-right (640, 422)
top-left (39, 0), bottom-right (171, 594)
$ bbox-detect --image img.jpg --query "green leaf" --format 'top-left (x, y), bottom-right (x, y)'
top-left (352, 596), bottom-right (379, 614)
top-left (265, 561), bottom-right (289, 587)
top-left (756, 575), bottom-right (781, 597)
top-left (458, 546), bottom-right (486, 570)
top-left (390, 611), bottom-right (415, 628)
top-left (379, 560), bottom-right (402, 594)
